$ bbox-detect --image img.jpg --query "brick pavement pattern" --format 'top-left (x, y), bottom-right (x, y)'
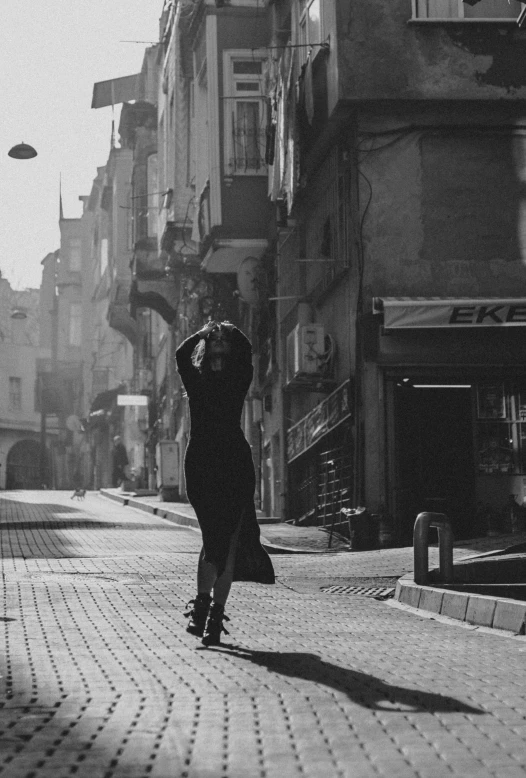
top-left (1, 491), bottom-right (526, 778)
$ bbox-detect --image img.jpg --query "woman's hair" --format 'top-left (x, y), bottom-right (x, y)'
top-left (191, 321), bottom-right (236, 372)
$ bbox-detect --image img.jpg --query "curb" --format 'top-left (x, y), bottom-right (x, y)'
top-left (395, 573), bottom-right (526, 635)
top-left (99, 489), bottom-right (329, 555)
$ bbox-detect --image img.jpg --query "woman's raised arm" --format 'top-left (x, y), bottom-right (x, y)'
top-left (175, 332), bottom-right (201, 391)
top-left (225, 325), bottom-right (253, 392)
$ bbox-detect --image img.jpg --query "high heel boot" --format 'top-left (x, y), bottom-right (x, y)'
top-left (184, 593), bottom-right (211, 636)
top-left (201, 602), bottom-right (230, 646)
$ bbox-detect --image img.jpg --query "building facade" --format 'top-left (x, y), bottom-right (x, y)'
top-left (75, 0), bottom-right (526, 542)
top-left (0, 277), bottom-right (42, 489)
top-left (262, 0), bottom-right (526, 542)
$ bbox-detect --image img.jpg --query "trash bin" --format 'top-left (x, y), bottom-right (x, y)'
top-left (342, 507), bottom-right (379, 550)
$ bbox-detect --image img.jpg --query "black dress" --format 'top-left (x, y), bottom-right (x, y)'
top-left (175, 328), bottom-right (275, 584)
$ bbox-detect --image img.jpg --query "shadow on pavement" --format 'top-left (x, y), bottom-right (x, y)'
top-left (0, 495), bottom-right (183, 559)
top-left (0, 496), bottom-right (147, 558)
top-left (0, 496), bottom-right (94, 558)
top-left (211, 647), bottom-right (482, 714)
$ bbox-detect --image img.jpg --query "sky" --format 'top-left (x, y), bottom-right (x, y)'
top-left (0, 1), bottom-right (161, 290)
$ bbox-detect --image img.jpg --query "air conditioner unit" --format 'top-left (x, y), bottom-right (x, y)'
top-left (286, 324), bottom-right (325, 383)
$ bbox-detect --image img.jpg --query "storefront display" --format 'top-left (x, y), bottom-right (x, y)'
top-left (476, 382), bottom-right (526, 475)
top-left (476, 384), bottom-right (506, 420)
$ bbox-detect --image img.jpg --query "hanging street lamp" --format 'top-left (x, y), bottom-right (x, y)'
top-left (7, 142), bottom-right (38, 160)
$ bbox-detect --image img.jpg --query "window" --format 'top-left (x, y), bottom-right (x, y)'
top-left (476, 381), bottom-right (526, 474)
top-left (224, 51), bottom-right (267, 175)
top-left (100, 238), bottom-right (108, 276)
top-left (69, 303), bottom-right (82, 347)
top-left (413, 0), bottom-right (519, 19)
top-left (9, 377), bottom-right (21, 411)
top-left (299, 0), bottom-right (322, 52)
top-left (69, 238), bottom-right (82, 272)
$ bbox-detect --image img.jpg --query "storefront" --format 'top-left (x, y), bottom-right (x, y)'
top-left (370, 298), bottom-right (526, 543)
top-left (286, 380), bottom-right (352, 527)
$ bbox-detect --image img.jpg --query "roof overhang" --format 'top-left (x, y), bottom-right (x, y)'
top-left (91, 74), bottom-right (142, 108)
top-left (374, 297), bottom-right (526, 330)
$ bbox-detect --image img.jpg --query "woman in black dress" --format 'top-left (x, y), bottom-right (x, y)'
top-left (176, 320), bottom-right (275, 646)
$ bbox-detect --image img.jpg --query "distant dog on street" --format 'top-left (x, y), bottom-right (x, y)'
top-left (71, 488), bottom-right (86, 500)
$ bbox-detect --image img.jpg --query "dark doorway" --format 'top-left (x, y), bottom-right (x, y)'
top-left (6, 439), bottom-right (44, 489)
top-left (394, 384), bottom-right (475, 543)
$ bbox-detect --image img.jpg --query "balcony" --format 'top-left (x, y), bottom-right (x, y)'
top-left (133, 237), bottom-right (166, 280)
top-left (108, 281), bottom-right (137, 345)
top-left (129, 278), bottom-right (179, 326)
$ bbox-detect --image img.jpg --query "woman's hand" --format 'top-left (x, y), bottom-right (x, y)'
top-left (197, 321), bottom-right (217, 339)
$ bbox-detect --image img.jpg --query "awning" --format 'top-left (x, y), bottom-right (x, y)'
top-left (374, 298), bottom-right (526, 330)
top-left (201, 241), bottom-right (267, 274)
top-left (91, 74), bottom-right (142, 108)
top-left (90, 386), bottom-right (124, 414)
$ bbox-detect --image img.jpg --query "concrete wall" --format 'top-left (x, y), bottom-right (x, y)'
top-left (335, 0), bottom-right (526, 103)
top-left (358, 110), bottom-right (526, 303)
top-left (0, 342), bottom-right (41, 430)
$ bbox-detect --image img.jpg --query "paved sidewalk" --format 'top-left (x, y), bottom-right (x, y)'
top-left (102, 488), bottom-right (526, 557)
top-left (1, 490), bottom-right (526, 778)
top-left (104, 487), bottom-right (526, 631)
top-left (101, 488), bottom-right (353, 553)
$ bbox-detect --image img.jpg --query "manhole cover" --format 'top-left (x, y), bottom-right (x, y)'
top-left (320, 585), bottom-right (395, 598)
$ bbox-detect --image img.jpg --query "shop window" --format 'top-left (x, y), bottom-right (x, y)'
top-left (412, 0), bottom-right (519, 19)
top-left (223, 51), bottom-right (267, 175)
top-left (476, 381), bottom-right (526, 474)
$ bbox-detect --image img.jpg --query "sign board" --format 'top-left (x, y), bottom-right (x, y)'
top-left (117, 395), bottom-right (148, 406)
top-left (376, 298), bottom-right (526, 329)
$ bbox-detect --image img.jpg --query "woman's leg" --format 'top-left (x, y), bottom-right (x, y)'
top-left (185, 547), bottom-right (215, 636)
top-left (201, 520), bottom-right (242, 645)
top-left (197, 547), bottom-right (217, 594)
top-left (211, 522), bottom-right (240, 606)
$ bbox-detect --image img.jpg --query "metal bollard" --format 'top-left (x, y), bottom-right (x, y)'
top-left (413, 512), bottom-right (454, 585)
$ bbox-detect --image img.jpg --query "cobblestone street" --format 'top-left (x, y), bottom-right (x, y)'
top-left (1, 491), bottom-right (525, 778)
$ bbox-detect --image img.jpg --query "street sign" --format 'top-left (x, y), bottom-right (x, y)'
top-left (117, 395), bottom-right (148, 406)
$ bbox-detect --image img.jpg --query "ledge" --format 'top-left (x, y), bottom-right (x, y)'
top-left (407, 18), bottom-right (518, 24)
top-left (396, 574), bottom-right (526, 635)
